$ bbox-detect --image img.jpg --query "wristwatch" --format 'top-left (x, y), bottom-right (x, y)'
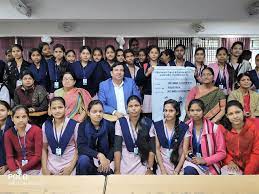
top-left (147, 166), bottom-right (153, 171)
top-left (16, 168), bottom-right (22, 175)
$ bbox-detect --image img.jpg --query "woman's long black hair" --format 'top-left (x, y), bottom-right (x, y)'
top-left (127, 95), bottom-right (152, 164)
top-left (163, 99), bottom-right (181, 166)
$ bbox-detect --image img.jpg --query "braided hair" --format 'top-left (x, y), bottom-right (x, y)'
top-left (163, 99), bottom-right (182, 166)
top-left (127, 95), bottom-right (152, 164)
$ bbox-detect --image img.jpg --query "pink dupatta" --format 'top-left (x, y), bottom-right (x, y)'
top-left (55, 87), bottom-right (91, 122)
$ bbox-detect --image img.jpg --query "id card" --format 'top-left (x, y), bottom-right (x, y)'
top-left (167, 149), bottom-right (172, 158)
top-left (54, 81), bottom-right (59, 89)
top-left (22, 159), bottom-right (28, 166)
top-left (134, 147), bottom-right (139, 155)
top-left (196, 152), bottom-right (202, 158)
top-left (16, 80), bottom-right (22, 87)
top-left (219, 84), bottom-right (224, 89)
top-left (83, 78), bottom-right (87, 85)
top-left (56, 148), bottom-right (62, 156)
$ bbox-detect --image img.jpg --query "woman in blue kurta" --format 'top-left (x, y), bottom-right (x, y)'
top-left (47, 44), bottom-right (69, 93)
top-left (41, 97), bottom-right (79, 175)
top-left (0, 100), bottom-right (13, 175)
top-left (69, 46), bottom-right (97, 97)
top-left (154, 99), bottom-right (188, 175)
top-left (114, 95), bottom-right (156, 175)
top-left (28, 48), bottom-right (50, 90)
top-left (91, 48), bottom-right (111, 97)
top-left (77, 100), bottom-right (115, 175)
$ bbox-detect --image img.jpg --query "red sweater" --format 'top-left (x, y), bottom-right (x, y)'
top-left (219, 118), bottom-right (259, 175)
top-left (4, 124), bottom-right (42, 173)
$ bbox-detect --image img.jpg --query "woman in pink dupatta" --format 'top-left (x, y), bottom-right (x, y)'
top-left (182, 99), bottom-right (226, 175)
top-left (54, 72), bottom-right (91, 123)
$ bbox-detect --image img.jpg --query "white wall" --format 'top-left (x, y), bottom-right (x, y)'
top-left (0, 0), bottom-right (250, 20)
top-left (1, 20), bottom-right (259, 37)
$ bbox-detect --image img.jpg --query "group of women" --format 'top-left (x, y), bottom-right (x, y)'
top-left (0, 40), bottom-right (259, 176)
top-left (0, 96), bottom-right (258, 176)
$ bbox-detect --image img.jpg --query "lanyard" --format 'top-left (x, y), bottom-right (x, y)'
top-left (219, 65), bottom-right (226, 83)
top-left (164, 125), bottom-right (174, 150)
top-left (54, 120), bottom-right (65, 147)
top-left (193, 126), bottom-right (203, 153)
top-left (81, 62), bottom-right (88, 78)
top-left (129, 121), bottom-right (138, 146)
top-left (197, 64), bottom-right (205, 77)
top-left (17, 130), bottom-right (26, 160)
top-left (54, 64), bottom-right (59, 81)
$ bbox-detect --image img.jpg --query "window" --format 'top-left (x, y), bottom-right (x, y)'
top-left (192, 38), bottom-right (220, 65)
top-left (158, 38), bottom-right (193, 61)
top-left (158, 37), bottom-right (220, 65)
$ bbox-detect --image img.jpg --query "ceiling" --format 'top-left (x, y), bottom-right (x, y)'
top-left (0, 0), bottom-right (258, 37)
top-left (0, 0), bottom-right (254, 20)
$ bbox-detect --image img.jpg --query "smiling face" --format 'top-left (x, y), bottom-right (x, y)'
top-left (50, 100), bottom-right (66, 120)
top-left (111, 64), bottom-right (124, 82)
top-left (116, 51), bottom-right (125, 62)
top-left (62, 73), bottom-right (76, 89)
top-left (66, 51), bottom-right (76, 63)
top-left (138, 51), bottom-right (146, 63)
top-left (105, 48), bottom-right (115, 61)
top-left (226, 105), bottom-right (244, 127)
top-left (149, 48), bottom-right (159, 62)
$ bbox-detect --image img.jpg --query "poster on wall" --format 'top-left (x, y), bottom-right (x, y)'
top-left (152, 66), bottom-right (196, 122)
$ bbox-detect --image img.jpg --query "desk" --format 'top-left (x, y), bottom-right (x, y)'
top-left (105, 175), bottom-right (259, 194)
top-left (0, 175), bottom-right (105, 194)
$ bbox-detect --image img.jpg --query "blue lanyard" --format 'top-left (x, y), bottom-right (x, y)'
top-left (55, 64), bottom-right (58, 81)
top-left (164, 125), bottom-right (174, 150)
top-left (129, 121), bottom-right (137, 146)
top-left (81, 62), bottom-right (87, 78)
top-left (219, 65), bottom-right (226, 83)
top-left (54, 120), bottom-right (65, 147)
top-left (17, 130), bottom-right (26, 160)
top-left (193, 127), bottom-right (203, 153)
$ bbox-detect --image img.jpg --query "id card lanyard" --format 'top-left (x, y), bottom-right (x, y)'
top-left (81, 63), bottom-right (88, 86)
top-left (54, 64), bottom-right (59, 89)
top-left (17, 130), bottom-right (28, 166)
top-left (54, 120), bottom-right (65, 156)
top-left (193, 126), bottom-right (203, 157)
top-left (129, 121), bottom-right (139, 155)
top-left (164, 124), bottom-right (174, 158)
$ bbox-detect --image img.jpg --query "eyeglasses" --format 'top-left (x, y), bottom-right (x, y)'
top-left (63, 78), bottom-right (74, 81)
